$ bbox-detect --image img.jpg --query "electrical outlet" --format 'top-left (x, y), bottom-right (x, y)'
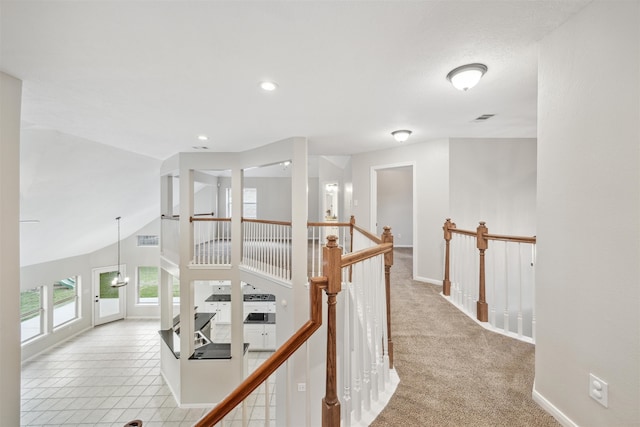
top-left (397, 233), bottom-right (402, 239)
top-left (589, 373), bottom-right (608, 408)
top-left (297, 383), bottom-right (306, 392)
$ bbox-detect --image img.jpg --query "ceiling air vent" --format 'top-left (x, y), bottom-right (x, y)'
top-left (474, 114), bottom-right (495, 122)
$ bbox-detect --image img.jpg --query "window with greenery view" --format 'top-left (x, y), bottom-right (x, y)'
top-left (137, 267), bottom-right (180, 304)
top-left (21, 286), bottom-right (43, 342)
top-left (53, 276), bottom-right (78, 328)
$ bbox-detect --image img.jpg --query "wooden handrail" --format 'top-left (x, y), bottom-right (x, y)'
top-left (484, 233), bottom-right (536, 244)
top-left (340, 243), bottom-right (392, 268)
top-left (442, 218), bottom-right (536, 323)
top-left (307, 221), bottom-right (352, 227)
top-left (189, 217), bottom-right (231, 222)
top-left (242, 218), bottom-right (292, 226)
top-left (194, 277), bottom-right (328, 427)
top-left (352, 223), bottom-right (383, 244)
top-left (449, 228), bottom-right (476, 237)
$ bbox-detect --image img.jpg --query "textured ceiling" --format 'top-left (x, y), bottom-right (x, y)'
top-left (1, 1), bottom-right (589, 266)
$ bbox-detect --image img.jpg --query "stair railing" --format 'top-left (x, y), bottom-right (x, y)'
top-left (442, 218), bottom-right (537, 341)
top-left (195, 225), bottom-right (393, 427)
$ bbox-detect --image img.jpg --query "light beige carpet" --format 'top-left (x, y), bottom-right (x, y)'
top-left (370, 248), bottom-right (559, 427)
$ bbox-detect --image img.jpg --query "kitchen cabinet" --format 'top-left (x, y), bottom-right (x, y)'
top-left (244, 323), bottom-right (276, 351)
top-left (204, 301), bottom-right (231, 323)
top-left (244, 301), bottom-right (276, 316)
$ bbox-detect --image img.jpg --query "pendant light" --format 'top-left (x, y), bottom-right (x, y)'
top-left (111, 216), bottom-right (129, 287)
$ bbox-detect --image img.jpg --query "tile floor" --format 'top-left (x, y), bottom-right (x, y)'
top-left (21, 319), bottom-right (275, 426)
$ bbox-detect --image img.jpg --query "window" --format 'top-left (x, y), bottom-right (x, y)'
top-left (137, 235), bottom-right (159, 247)
top-left (53, 276), bottom-right (78, 328)
top-left (226, 187), bottom-right (257, 218)
top-left (138, 266), bottom-right (159, 304)
top-left (243, 188), bottom-right (257, 218)
top-left (21, 286), bottom-right (44, 342)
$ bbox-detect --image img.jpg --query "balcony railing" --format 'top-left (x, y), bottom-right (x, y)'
top-left (194, 224), bottom-right (395, 427)
top-left (442, 218), bottom-right (537, 342)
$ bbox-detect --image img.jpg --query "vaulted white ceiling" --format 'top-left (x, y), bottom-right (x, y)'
top-left (1, 1), bottom-right (589, 266)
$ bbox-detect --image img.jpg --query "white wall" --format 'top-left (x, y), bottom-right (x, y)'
top-left (0, 71), bottom-right (22, 426)
top-left (20, 218), bottom-right (161, 360)
top-left (450, 138), bottom-right (536, 235)
top-left (352, 139), bottom-right (450, 283)
top-left (535, 2), bottom-right (640, 426)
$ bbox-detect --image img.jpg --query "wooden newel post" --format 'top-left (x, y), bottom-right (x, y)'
top-left (476, 221), bottom-right (489, 322)
top-left (322, 235), bottom-right (342, 427)
top-left (442, 218), bottom-right (456, 296)
top-left (382, 226), bottom-right (394, 369)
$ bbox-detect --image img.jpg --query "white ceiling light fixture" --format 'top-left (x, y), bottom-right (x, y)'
top-left (391, 129), bottom-right (412, 143)
top-left (111, 216), bottom-right (129, 288)
top-left (197, 135), bottom-right (208, 141)
top-left (259, 81), bottom-right (279, 91)
top-left (446, 63), bottom-right (488, 91)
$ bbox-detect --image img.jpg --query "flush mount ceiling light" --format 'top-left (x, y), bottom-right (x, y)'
top-left (391, 129), bottom-right (412, 143)
top-left (259, 81), bottom-right (279, 91)
top-left (446, 63), bottom-right (488, 91)
top-left (197, 135), bottom-right (208, 141)
top-left (111, 216), bottom-right (129, 288)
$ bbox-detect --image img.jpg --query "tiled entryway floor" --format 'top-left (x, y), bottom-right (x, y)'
top-left (21, 319), bottom-right (274, 426)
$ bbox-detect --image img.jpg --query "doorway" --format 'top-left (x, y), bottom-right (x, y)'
top-left (371, 162), bottom-right (416, 277)
top-left (93, 266), bottom-right (126, 325)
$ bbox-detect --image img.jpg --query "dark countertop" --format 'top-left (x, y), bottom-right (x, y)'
top-left (172, 312), bottom-right (215, 335)
top-left (189, 343), bottom-right (250, 360)
top-left (243, 294), bottom-right (276, 302)
top-left (205, 294), bottom-right (231, 302)
top-left (161, 312), bottom-right (215, 358)
top-left (205, 293), bottom-right (276, 302)
top-left (244, 313), bottom-right (276, 324)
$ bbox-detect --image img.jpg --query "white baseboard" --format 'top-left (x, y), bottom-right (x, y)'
top-left (414, 275), bottom-right (442, 286)
top-left (532, 384), bottom-right (579, 427)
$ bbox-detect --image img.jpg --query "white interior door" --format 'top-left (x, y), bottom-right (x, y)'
top-left (93, 266), bottom-right (126, 325)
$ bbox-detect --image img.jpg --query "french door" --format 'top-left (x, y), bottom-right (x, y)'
top-left (93, 266), bottom-right (126, 325)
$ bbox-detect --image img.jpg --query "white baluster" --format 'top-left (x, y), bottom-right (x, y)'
top-left (490, 244), bottom-right (496, 327)
top-left (343, 281), bottom-right (352, 427)
top-left (517, 242), bottom-right (523, 337)
top-left (531, 243), bottom-right (536, 342)
top-left (503, 243), bottom-right (509, 334)
top-left (264, 378), bottom-right (270, 427)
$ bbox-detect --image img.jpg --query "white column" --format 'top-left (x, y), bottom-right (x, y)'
top-left (0, 71), bottom-right (22, 426)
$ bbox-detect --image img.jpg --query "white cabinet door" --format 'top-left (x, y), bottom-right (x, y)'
top-left (244, 324), bottom-right (264, 350)
top-left (264, 324), bottom-right (276, 349)
top-left (218, 302), bottom-right (231, 323)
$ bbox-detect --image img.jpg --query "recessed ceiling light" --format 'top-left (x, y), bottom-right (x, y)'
top-left (260, 81), bottom-right (279, 91)
top-left (197, 135), bottom-right (209, 141)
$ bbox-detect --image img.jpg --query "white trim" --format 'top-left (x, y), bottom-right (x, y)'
top-left (439, 292), bottom-right (534, 344)
top-left (532, 384), bottom-right (579, 427)
top-left (414, 276), bottom-right (442, 286)
top-left (20, 325), bottom-right (92, 365)
top-left (351, 368), bottom-right (401, 426)
top-left (370, 161), bottom-right (418, 279)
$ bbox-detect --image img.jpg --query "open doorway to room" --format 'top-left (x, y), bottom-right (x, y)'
top-left (371, 162), bottom-right (416, 278)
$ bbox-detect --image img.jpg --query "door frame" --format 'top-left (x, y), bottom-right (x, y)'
top-left (92, 265), bottom-right (126, 326)
top-left (370, 161), bottom-right (417, 279)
